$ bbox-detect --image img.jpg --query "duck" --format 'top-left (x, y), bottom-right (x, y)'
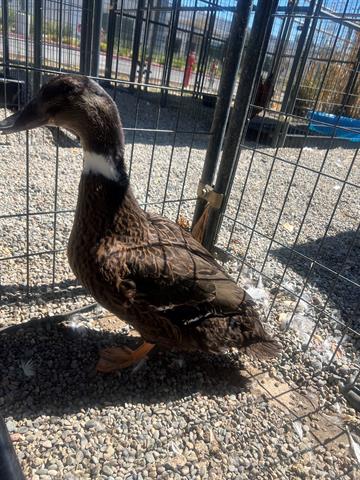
top-left (0, 75), bottom-right (281, 372)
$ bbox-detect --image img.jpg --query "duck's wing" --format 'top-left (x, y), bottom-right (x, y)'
top-left (99, 212), bottom-right (247, 318)
top-left (97, 213), bottom-right (279, 356)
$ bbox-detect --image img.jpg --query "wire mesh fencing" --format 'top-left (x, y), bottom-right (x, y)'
top-left (0, 0), bottom-right (359, 406)
top-left (206, 0), bottom-right (360, 397)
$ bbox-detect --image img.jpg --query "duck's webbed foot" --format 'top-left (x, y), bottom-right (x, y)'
top-left (96, 341), bottom-right (155, 373)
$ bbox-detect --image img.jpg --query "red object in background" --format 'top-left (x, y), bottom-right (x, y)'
top-left (183, 51), bottom-right (196, 88)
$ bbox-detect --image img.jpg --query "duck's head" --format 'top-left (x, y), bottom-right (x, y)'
top-left (0, 75), bottom-right (126, 180)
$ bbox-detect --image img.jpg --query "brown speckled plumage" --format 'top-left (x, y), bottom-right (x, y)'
top-left (68, 173), bottom-right (279, 357)
top-left (0, 74), bottom-right (281, 360)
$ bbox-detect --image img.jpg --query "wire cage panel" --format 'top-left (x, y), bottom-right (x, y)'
top-left (0, 0), bottom-right (359, 360)
top-left (0, 1), bottom-right (360, 476)
top-left (210, 0), bottom-right (360, 406)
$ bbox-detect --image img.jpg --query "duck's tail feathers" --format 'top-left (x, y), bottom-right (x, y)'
top-left (244, 337), bottom-right (282, 360)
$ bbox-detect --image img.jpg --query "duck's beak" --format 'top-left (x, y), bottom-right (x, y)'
top-left (0, 99), bottom-right (48, 134)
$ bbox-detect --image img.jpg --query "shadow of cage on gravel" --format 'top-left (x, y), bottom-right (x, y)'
top-left (0, 0), bottom-right (360, 479)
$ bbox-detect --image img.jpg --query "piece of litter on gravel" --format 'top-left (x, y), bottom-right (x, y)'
top-left (346, 427), bottom-right (360, 465)
top-left (64, 314), bottom-right (89, 336)
top-left (313, 335), bottom-right (343, 362)
top-left (246, 286), bottom-right (266, 302)
top-left (282, 281), bottom-right (298, 297)
top-left (278, 312), bottom-right (290, 330)
top-left (20, 358), bottom-right (35, 378)
top-left (283, 222), bottom-right (295, 233)
top-left (284, 314), bottom-right (315, 344)
top-left (246, 275), bottom-right (269, 305)
top-left (296, 293), bottom-right (313, 314)
top-left (257, 275), bottom-right (264, 289)
top-left (293, 421), bottom-right (303, 440)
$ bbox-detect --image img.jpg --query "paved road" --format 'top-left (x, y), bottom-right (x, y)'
top-left (4, 35), bottom-right (220, 92)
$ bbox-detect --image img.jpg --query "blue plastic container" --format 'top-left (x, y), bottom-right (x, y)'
top-left (308, 111), bottom-right (360, 142)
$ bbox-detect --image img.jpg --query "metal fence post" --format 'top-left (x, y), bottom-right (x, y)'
top-left (80, 0), bottom-right (93, 75)
top-left (145, 0), bottom-right (161, 86)
top-left (105, 0), bottom-right (118, 79)
top-left (277, 0), bottom-right (320, 146)
top-left (199, 10), bottom-right (217, 95)
top-left (1, 0), bottom-right (10, 79)
top-left (80, 0), bottom-right (89, 74)
top-left (129, 0), bottom-right (145, 92)
top-left (90, 0), bottom-right (103, 77)
top-left (160, 0), bottom-right (180, 106)
top-left (33, 0), bottom-right (43, 93)
top-left (269, 1), bottom-right (296, 81)
top-left (193, 5), bottom-right (213, 97)
top-left (201, 0), bottom-right (279, 250)
top-left (192, 0), bottom-right (253, 229)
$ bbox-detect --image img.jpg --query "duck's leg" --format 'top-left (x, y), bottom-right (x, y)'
top-left (96, 342), bottom-right (155, 373)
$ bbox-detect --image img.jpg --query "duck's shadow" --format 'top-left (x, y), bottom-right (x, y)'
top-left (1, 318), bottom-right (250, 420)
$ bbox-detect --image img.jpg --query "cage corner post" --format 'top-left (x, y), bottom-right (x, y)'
top-left (201, 0), bottom-right (279, 251)
top-left (192, 0), bottom-right (253, 231)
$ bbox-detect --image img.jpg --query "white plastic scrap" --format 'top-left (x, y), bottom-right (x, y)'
top-left (282, 281), bottom-right (298, 298)
top-left (240, 265), bottom-right (255, 283)
top-left (279, 312), bottom-right (290, 331)
top-left (313, 335), bottom-right (343, 363)
top-left (293, 421), bottom-right (303, 440)
top-left (246, 275), bottom-right (269, 306)
top-left (257, 275), bottom-right (264, 290)
top-left (346, 427), bottom-right (360, 465)
top-left (20, 358), bottom-right (35, 378)
top-left (285, 314), bottom-right (315, 344)
top-left (66, 314), bottom-right (89, 336)
top-left (296, 293), bottom-right (312, 314)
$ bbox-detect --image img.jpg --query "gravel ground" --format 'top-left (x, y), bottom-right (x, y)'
top-left (0, 91), bottom-right (360, 479)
